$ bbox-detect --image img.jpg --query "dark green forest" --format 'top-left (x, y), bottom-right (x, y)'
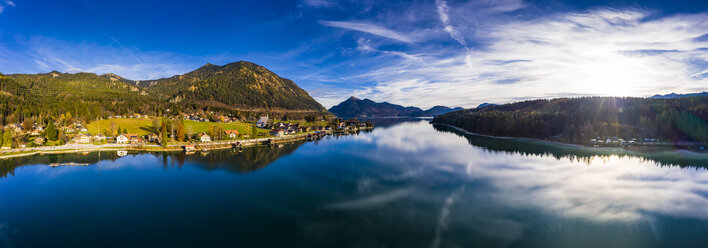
top-left (433, 96), bottom-right (708, 144)
top-left (0, 61), bottom-right (330, 126)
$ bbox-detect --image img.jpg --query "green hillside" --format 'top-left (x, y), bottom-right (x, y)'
top-left (433, 96), bottom-right (708, 144)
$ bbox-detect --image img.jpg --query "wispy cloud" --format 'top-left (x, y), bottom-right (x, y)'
top-left (319, 20), bottom-right (415, 43)
top-left (5, 1), bottom-right (13, 7)
top-left (435, 0), bottom-right (466, 46)
top-left (0, 36), bottom-right (198, 80)
top-left (302, 0), bottom-right (336, 8)
top-left (340, 9), bottom-right (708, 108)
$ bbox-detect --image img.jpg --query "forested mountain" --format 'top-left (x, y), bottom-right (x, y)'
top-left (1, 71), bottom-right (160, 125)
top-left (328, 97), bottom-right (461, 117)
top-left (0, 61), bottom-right (330, 126)
top-left (410, 106), bottom-right (463, 117)
top-left (133, 61), bottom-right (327, 112)
top-left (433, 96), bottom-right (708, 144)
top-left (650, 92), bottom-right (708, 99)
top-left (328, 97), bottom-right (423, 117)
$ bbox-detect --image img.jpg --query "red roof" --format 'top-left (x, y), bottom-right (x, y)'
top-left (225, 130), bottom-right (239, 134)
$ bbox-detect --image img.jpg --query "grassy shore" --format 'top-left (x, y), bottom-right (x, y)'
top-left (86, 118), bottom-right (269, 136)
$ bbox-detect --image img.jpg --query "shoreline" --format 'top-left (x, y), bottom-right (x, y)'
top-left (432, 123), bottom-right (708, 154)
top-left (0, 131), bottom-right (328, 160)
top-left (432, 123), bottom-right (588, 149)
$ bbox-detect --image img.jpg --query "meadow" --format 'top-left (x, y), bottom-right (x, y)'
top-left (86, 118), bottom-right (268, 136)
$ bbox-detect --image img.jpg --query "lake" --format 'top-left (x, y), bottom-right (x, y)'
top-left (1, 119), bottom-right (708, 247)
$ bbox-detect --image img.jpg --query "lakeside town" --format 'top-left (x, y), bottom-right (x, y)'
top-left (0, 113), bottom-right (373, 157)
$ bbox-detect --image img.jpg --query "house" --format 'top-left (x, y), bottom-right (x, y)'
top-left (116, 134), bottom-right (129, 144)
top-left (184, 145), bottom-right (195, 152)
top-left (92, 134), bottom-right (106, 142)
top-left (147, 133), bottom-right (159, 142)
top-left (79, 134), bottom-right (91, 144)
top-left (270, 129), bottom-right (285, 137)
top-left (126, 134), bottom-right (142, 144)
top-left (30, 130), bottom-right (41, 136)
top-left (257, 116), bottom-right (269, 127)
top-left (200, 133), bottom-right (211, 142)
top-left (34, 137), bottom-right (46, 145)
top-left (225, 130), bottom-right (239, 139)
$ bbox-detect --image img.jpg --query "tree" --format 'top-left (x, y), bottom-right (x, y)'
top-left (65, 111), bottom-right (72, 124)
top-left (161, 131), bottom-right (169, 147)
top-left (175, 119), bottom-right (185, 141)
top-left (208, 125), bottom-right (224, 141)
top-left (110, 121), bottom-right (117, 137)
top-left (22, 118), bottom-right (33, 131)
top-left (122, 128), bottom-right (127, 134)
top-left (153, 118), bottom-right (161, 134)
top-left (45, 121), bottom-right (59, 141)
top-left (2, 130), bottom-right (13, 148)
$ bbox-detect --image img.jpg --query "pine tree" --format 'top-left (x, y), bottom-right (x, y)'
top-left (45, 121), bottom-right (59, 141)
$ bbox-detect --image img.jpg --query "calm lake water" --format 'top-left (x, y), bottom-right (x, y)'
top-left (1, 119), bottom-right (708, 247)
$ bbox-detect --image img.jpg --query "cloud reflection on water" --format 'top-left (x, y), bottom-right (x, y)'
top-left (350, 121), bottom-right (708, 222)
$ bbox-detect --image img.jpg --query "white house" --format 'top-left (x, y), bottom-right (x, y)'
top-left (225, 130), bottom-right (239, 139)
top-left (116, 134), bottom-right (129, 144)
top-left (200, 134), bottom-right (211, 142)
top-left (79, 134), bottom-right (91, 144)
top-left (257, 116), bottom-right (269, 127)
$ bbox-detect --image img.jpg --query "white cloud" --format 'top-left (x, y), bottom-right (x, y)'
top-left (0, 5), bottom-right (4, 14)
top-left (302, 0), bottom-right (335, 8)
top-left (5, 1), bottom-right (14, 7)
top-left (435, 0), bottom-right (466, 46)
top-left (320, 20), bottom-right (415, 43)
top-left (346, 9), bottom-right (708, 109)
top-left (0, 36), bottom-right (197, 80)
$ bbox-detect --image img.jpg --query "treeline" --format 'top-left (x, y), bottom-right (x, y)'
top-left (0, 69), bottom-right (330, 127)
top-left (143, 61), bottom-right (327, 112)
top-left (432, 96), bottom-right (708, 143)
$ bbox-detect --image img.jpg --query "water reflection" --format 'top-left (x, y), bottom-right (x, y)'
top-left (0, 142), bottom-right (305, 178)
top-left (351, 121), bottom-right (708, 222)
top-left (433, 124), bottom-right (708, 168)
top-left (1, 119), bottom-right (708, 247)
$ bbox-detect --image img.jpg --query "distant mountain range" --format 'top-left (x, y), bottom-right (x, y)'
top-left (328, 96), bottom-right (463, 117)
top-left (649, 92), bottom-right (708, 99)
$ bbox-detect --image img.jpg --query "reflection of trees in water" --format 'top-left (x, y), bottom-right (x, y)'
top-left (433, 124), bottom-right (708, 168)
top-left (0, 151), bottom-right (126, 178)
top-left (0, 143), bottom-right (306, 178)
top-left (358, 117), bottom-right (428, 129)
top-left (185, 142), bottom-right (305, 173)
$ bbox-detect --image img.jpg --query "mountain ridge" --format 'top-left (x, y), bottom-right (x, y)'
top-left (328, 97), bottom-right (462, 117)
top-left (0, 61), bottom-right (330, 124)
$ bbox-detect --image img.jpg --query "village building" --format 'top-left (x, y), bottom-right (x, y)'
top-left (271, 129), bottom-right (285, 137)
top-left (147, 133), bottom-right (159, 142)
top-left (92, 134), bottom-right (106, 142)
top-left (257, 116), bottom-right (269, 127)
top-left (225, 130), bottom-right (239, 139)
top-left (34, 137), bottom-right (46, 145)
top-left (184, 145), bottom-right (195, 152)
top-left (79, 134), bottom-right (91, 144)
top-left (200, 133), bottom-right (211, 142)
top-left (126, 134), bottom-right (142, 144)
top-left (116, 134), bottom-right (129, 144)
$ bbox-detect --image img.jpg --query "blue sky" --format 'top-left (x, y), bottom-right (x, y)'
top-left (0, 0), bottom-right (707, 108)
